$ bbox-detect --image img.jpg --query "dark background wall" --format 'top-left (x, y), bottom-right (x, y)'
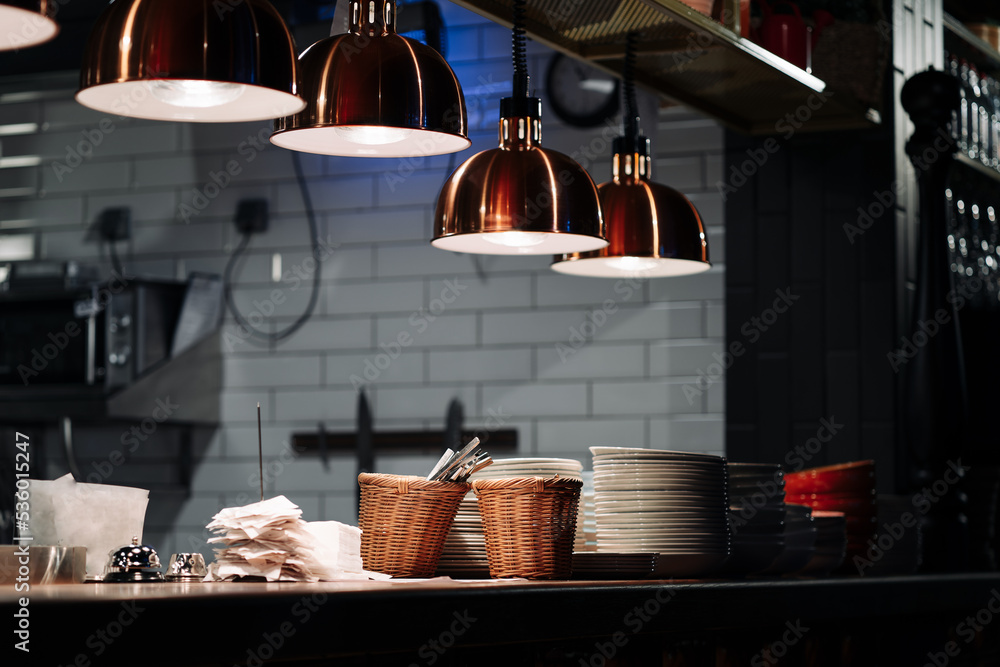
top-left (723, 0), bottom-right (946, 494)
top-left (723, 127), bottom-right (899, 493)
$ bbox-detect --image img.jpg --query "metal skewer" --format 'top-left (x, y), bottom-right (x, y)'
top-left (427, 437), bottom-right (492, 483)
top-left (433, 437), bottom-right (481, 481)
top-left (427, 448), bottom-right (455, 481)
top-left (257, 402), bottom-right (264, 502)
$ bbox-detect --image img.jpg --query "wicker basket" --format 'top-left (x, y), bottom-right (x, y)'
top-left (358, 473), bottom-right (469, 578)
top-left (472, 476), bottom-right (582, 579)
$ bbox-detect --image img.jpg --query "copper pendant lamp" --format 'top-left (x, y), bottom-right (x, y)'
top-left (0, 1), bottom-right (57, 50)
top-left (271, 0), bottom-right (469, 157)
top-left (551, 34), bottom-right (709, 277)
top-left (431, 0), bottom-right (606, 255)
top-left (76, 0), bottom-right (304, 123)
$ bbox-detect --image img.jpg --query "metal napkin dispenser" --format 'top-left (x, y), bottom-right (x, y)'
top-left (0, 546), bottom-right (87, 585)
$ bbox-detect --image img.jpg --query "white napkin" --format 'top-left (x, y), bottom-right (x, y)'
top-left (204, 495), bottom-right (387, 582)
top-left (26, 474), bottom-right (149, 579)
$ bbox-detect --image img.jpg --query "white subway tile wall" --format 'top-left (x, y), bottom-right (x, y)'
top-left (8, 5), bottom-right (724, 558)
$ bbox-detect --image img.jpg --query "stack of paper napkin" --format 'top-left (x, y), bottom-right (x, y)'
top-left (204, 495), bottom-right (386, 582)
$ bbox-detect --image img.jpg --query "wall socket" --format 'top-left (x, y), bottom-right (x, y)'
top-left (234, 199), bottom-right (269, 235)
top-left (98, 207), bottom-right (131, 241)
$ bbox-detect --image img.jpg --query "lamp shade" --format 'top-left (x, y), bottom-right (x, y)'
top-left (271, 0), bottom-right (469, 157)
top-left (552, 137), bottom-right (710, 277)
top-left (0, 1), bottom-right (57, 50)
top-left (433, 98), bottom-right (606, 255)
top-left (76, 0), bottom-right (304, 122)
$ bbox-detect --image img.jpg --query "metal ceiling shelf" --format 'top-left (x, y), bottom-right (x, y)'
top-left (452, 0), bottom-right (881, 135)
top-left (943, 12), bottom-right (1000, 76)
top-left (955, 153), bottom-right (1000, 187)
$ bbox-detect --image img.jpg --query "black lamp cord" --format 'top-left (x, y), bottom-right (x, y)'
top-left (108, 240), bottom-right (125, 278)
top-left (623, 31), bottom-right (640, 144)
top-left (223, 151), bottom-right (323, 345)
top-left (512, 0), bottom-right (528, 98)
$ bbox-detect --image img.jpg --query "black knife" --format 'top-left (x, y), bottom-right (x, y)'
top-left (356, 388), bottom-right (374, 514)
top-left (444, 397), bottom-right (464, 453)
top-left (317, 421), bottom-right (329, 472)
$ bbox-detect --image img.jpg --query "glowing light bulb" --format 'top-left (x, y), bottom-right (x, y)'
top-left (482, 232), bottom-right (547, 248)
top-left (150, 80), bottom-right (245, 108)
top-left (335, 126), bottom-right (413, 145)
top-left (608, 256), bottom-right (659, 272)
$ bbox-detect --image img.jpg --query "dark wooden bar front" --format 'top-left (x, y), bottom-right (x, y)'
top-left (5, 574), bottom-right (1000, 666)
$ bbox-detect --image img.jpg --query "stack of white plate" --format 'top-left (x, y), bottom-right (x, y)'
top-left (575, 470), bottom-right (597, 552)
top-left (436, 458), bottom-right (584, 577)
top-left (762, 503), bottom-right (817, 574)
top-left (725, 463), bottom-right (786, 574)
top-left (435, 495), bottom-right (490, 577)
top-left (589, 447), bottom-right (730, 577)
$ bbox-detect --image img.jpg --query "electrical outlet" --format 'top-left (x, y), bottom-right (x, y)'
top-left (234, 199), bottom-right (269, 234)
top-left (98, 208), bottom-right (131, 241)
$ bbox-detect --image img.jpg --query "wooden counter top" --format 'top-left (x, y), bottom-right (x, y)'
top-left (5, 574), bottom-right (999, 665)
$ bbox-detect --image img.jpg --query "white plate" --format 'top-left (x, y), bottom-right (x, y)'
top-left (595, 491), bottom-right (726, 502)
top-left (595, 486), bottom-right (725, 495)
top-left (595, 503), bottom-right (726, 513)
top-left (598, 544), bottom-right (730, 554)
top-left (596, 513), bottom-right (725, 522)
top-left (595, 544), bottom-right (728, 554)
top-left (597, 522), bottom-right (728, 531)
top-left (594, 462), bottom-right (725, 471)
top-left (591, 447), bottom-right (724, 462)
top-left (474, 473), bottom-right (583, 482)
top-left (595, 482), bottom-right (728, 499)
top-left (596, 510), bottom-right (727, 521)
top-left (596, 532), bottom-right (729, 540)
top-left (594, 544), bottom-right (729, 553)
top-left (596, 538), bottom-right (730, 548)
top-left (599, 527), bottom-right (728, 536)
top-left (595, 472), bottom-right (725, 483)
top-left (595, 468), bottom-right (724, 479)
top-left (594, 457), bottom-right (725, 467)
top-left (479, 465), bottom-right (583, 473)
top-left (595, 504), bottom-right (727, 514)
top-left (596, 508), bottom-right (727, 518)
top-left (490, 457), bottom-right (584, 466)
top-left (598, 541), bottom-right (729, 550)
top-left (597, 530), bottom-right (729, 540)
top-left (595, 474), bottom-right (725, 484)
top-left (597, 528), bottom-right (729, 537)
top-left (596, 518), bottom-right (728, 528)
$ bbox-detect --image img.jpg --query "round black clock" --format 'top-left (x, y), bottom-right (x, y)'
top-left (545, 53), bottom-right (620, 128)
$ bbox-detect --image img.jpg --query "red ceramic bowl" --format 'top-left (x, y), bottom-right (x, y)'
top-left (785, 460), bottom-right (875, 494)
